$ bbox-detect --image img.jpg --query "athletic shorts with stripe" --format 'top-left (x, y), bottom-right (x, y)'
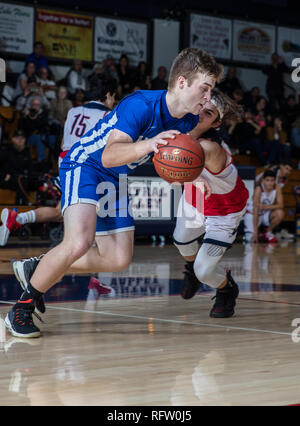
top-left (59, 157), bottom-right (135, 236)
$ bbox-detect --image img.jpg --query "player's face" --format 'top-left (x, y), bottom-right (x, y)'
top-left (281, 165), bottom-right (292, 177)
top-left (181, 73), bottom-right (216, 115)
top-left (197, 103), bottom-right (221, 133)
top-left (263, 177), bottom-right (275, 190)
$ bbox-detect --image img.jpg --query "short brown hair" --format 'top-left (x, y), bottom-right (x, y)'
top-left (168, 48), bottom-right (223, 90)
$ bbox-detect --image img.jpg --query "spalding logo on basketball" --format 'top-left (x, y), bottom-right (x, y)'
top-left (153, 133), bottom-right (205, 184)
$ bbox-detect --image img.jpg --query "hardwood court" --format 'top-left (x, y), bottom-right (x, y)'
top-left (1, 240), bottom-right (300, 406)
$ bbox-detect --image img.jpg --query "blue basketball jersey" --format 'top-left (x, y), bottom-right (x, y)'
top-left (65, 90), bottom-right (199, 176)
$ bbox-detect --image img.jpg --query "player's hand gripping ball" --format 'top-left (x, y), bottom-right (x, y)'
top-left (153, 133), bottom-right (205, 184)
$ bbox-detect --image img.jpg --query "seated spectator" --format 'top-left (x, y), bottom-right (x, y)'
top-left (117, 54), bottom-right (133, 96)
top-left (134, 61), bottom-right (151, 89)
top-left (243, 170), bottom-right (284, 243)
top-left (262, 53), bottom-right (289, 112)
top-left (67, 59), bottom-right (87, 95)
top-left (25, 41), bottom-right (49, 72)
top-left (265, 116), bottom-right (291, 163)
top-left (0, 129), bottom-right (33, 204)
top-left (232, 88), bottom-right (244, 105)
top-left (0, 71), bottom-right (15, 106)
top-left (88, 63), bottom-right (105, 92)
top-left (232, 109), bottom-right (278, 166)
top-left (72, 89), bottom-right (86, 107)
top-left (16, 78), bottom-right (50, 112)
top-left (49, 86), bottom-right (73, 127)
top-left (103, 56), bottom-right (119, 83)
top-left (151, 66), bottom-right (168, 90)
top-left (19, 97), bottom-right (56, 164)
top-left (243, 86), bottom-right (261, 111)
top-left (13, 62), bottom-right (37, 108)
top-left (36, 67), bottom-right (57, 102)
top-left (282, 95), bottom-right (300, 144)
top-left (218, 66), bottom-right (242, 97)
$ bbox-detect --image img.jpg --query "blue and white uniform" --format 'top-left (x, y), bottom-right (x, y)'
top-left (60, 90), bottom-right (199, 235)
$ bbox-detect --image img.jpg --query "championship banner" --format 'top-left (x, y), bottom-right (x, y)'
top-left (94, 16), bottom-right (148, 66)
top-left (0, 2), bottom-right (34, 54)
top-left (189, 13), bottom-right (232, 60)
top-left (233, 20), bottom-right (276, 64)
top-left (35, 9), bottom-right (93, 61)
top-left (277, 26), bottom-right (300, 65)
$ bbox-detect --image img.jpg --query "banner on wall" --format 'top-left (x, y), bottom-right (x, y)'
top-left (0, 3), bottom-right (34, 54)
top-left (189, 13), bottom-right (232, 60)
top-left (94, 16), bottom-right (148, 66)
top-left (35, 9), bottom-right (93, 61)
top-left (277, 26), bottom-right (300, 65)
top-left (233, 20), bottom-right (276, 64)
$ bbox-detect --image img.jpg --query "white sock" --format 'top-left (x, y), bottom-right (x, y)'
top-left (16, 210), bottom-right (36, 225)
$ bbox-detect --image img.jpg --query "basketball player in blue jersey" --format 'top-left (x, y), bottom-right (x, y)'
top-left (5, 48), bottom-right (223, 337)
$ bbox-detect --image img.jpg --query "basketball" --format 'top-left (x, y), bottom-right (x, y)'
top-left (153, 133), bottom-right (205, 184)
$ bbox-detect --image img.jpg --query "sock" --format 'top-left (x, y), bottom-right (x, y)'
top-left (186, 260), bottom-right (195, 273)
top-left (19, 282), bottom-right (44, 304)
top-left (16, 210), bottom-right (36, 225)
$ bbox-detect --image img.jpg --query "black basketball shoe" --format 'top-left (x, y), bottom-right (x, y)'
top-left (5, 302), bottom-right (41, 338)
top-left (209, 270), bottom-right (239, 318)
top-left (181, 262), bottom-right (201, 300)
top-left (12, 256), bottom-right (45, 314)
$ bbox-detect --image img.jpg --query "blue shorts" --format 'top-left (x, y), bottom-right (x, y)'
top-left (59, 158), bottom-right (135, 235)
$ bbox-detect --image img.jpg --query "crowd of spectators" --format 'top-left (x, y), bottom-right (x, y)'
top-left (1, 41), bottom-right (300, 205)
top-left (222, 53), bottom-right (300, 167)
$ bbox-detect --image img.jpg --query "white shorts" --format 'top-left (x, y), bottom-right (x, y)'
top-left (173, 194), bottom-right (246, 256)
top-left (243, 210), bottom-right (271, 235)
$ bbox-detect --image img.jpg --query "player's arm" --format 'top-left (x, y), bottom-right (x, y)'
top-left (102, 129), bottom-right (180, 168)
top-left (260, 185), bottom-right (284, 210)
top-left (198, 139), bottom-right (227, 174)
top-left (252, 186), bottom-right (262, 243)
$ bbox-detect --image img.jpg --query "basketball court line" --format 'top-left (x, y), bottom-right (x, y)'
top-left (43, 303), bottom-right (292, 337)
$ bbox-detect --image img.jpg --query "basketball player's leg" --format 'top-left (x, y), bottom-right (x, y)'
top-left (34, 202), bottom-right (62, 223)
top-left (267, 208), bottom-right (285, 233)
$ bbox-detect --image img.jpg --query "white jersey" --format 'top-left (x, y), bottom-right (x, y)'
top-left (247, 182), bottom-right (276, 216)
top-left (62, 101), bottom-right (110, 152)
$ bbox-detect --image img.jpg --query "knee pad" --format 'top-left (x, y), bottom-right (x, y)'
top-left (193, 243), bottom-right (227, 288)
top-left (173, 239), bottom-right (199, 257)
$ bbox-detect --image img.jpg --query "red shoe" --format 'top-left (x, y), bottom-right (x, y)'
top-left (0, 209), bottom-right (22, 246)
top-left (264, 231), bottom-right (278, 243)
top-left (88, 276), bottom-right (115, 297)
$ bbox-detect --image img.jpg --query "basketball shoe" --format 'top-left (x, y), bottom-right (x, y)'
top-left (264, 231), bottom-right (278, 243)
top-left (209, 270), bottom-right (239, 318)
top-left (13, 256), bottom-right (45, 314)
top-left (0, 208), bottom-right (22, 246)
top-left (181, 262), bottom-right (201, 299)
top-left (5, 302), bottom-right (41, 338)
top-left (88, 276), bottom-right (116, 298)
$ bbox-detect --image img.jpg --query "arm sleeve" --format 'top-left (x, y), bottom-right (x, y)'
top-left (113, 94), bottom-right (152, 142)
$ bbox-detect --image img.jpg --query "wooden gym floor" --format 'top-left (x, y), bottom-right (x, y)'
top-left (1, 239), bottom-right (300, 406)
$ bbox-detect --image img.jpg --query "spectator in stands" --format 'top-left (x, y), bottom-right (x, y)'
top-left (262, 53), bottom-right (289, 112)
top-left (103, 56), bottom-right (119, 83)
top-left (116, 54), bottom-right (133, 96)
top-left (232, 88), bottom-right (245, 105)
top-left (218, 66), bottom-right (242, 97)
top-left (49, 86), bottom-right (72, 127)
top-left (25, 41), bottom-right (49, 72)
top-left (0, 71), bottom-right (15, 107)
top-left (0, 129), bottom-right (33, 204)
top-left (243, 86), bottom-right (261, 111)
top-left (283, 95), bottom-right (300, 142)
top-left (19, 97), bottom-right (56, 164)
top-left (67, 59), bottom-right (87, 95)
top-left (88, 63), bottom-right (105, 92)
top-left (13, 62), bottom-right (37, 108)
top-left (134, 61), bottom-right (151, 89)
top-left (15, 77), bottom-right (50, 112)
top-left (151, 66), bottom-right (168, 90)
top-left (265, 116), bottom-right (291, 163)
top-left (232, 109), bottom-right (278, 166)
top-left (72, 89), bottom-right (86, 107)
top-left (254, 97), bottom-right (269, 130)
top-left (36, 67), bottom-right (57, 102)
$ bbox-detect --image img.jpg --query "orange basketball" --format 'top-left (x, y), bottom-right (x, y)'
top-left (153, 133), bottom-right (205, 184)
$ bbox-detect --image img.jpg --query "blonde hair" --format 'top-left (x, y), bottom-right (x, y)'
top-left (210, 88), bottom-right (244, 122)
top-left (168, 48), bottom-right (223, 90)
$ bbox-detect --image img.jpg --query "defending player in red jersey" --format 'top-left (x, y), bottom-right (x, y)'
top-left (173, 89), bottom-right (249, 318)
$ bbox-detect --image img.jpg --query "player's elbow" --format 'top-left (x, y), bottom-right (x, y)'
top-left (102, 150), bottom-right (114, 168)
